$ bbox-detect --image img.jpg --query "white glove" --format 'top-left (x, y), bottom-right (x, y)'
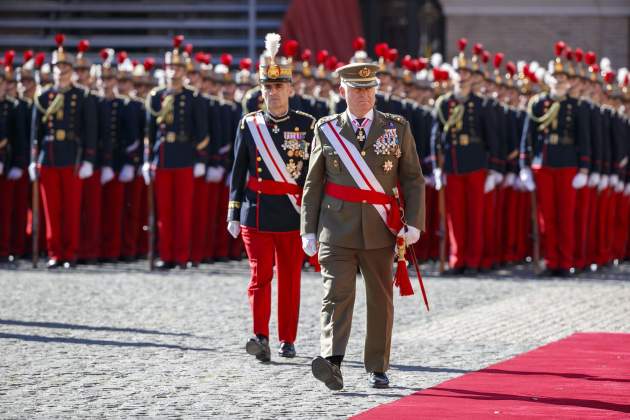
top-left (205, 166), bottom-right (226, 183)
top-left (503, 172), bottom-right (516, 188)
top-left (433, 168), bottom-right (444, 191)
top-left (625, 183), bottom-right (630, 196)
top-left (227, 221), bottom-right (241, 239)
top-left (484, 170), bottom-right (499, 193)
top-left (519, 168), bottom-right (536, 192)
top-left (615, 180), bottom-right (624, 193)
top-left (424, 174), bottom-right (435, 188)
top-left (100, 166), bottom-right (115, 185)
top-left (588, 172), bottom-right (600, 188)
top-left (141, 162), bottom-right (152, 185)
top-left (78, 161), bottom-right (94, 180)
top-left (610, 174), bottom-right (619, 189)
top-left (118, 164), bottom-right (135, 183)
top-left (7, 167), bottom-right (23, 180)
top-left (571, 172), bottom-right (588, 189)
top-left (28, 162), bottom-right (38, 181)
top-left (598, 175), bottom-right (609, 192)
top-left (193, 162), bottom-right (206, 178)
top-left (397, 225), bottom-right (421, 245)
top-left (492, 170), bottom-right (504, 186)
top-left (301, 233), bottom-right (317, 257)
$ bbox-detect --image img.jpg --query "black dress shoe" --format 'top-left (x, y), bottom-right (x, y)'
top-left (537, 268), bottom-right (555, 277)
top-left (278, 342), bottom-right (296, 358)
top-left (464, 267), bottom-right (479, 276)
top-left (442, 267), bottom-right (465, 276)
top-left (311, 356), bottom-right (343, 390)
top-left (119, 255), bottom-right (136, 263)
top-left (368, 371), bottom-right (390, 388)
top-left (155, 260), bottom-right (175, 270)
top-left (245, 336), bottom-right (271, 362)
top-left (47, 259), bottom-right (62, 269)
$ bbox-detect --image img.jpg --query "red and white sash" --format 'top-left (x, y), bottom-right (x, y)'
top-left (320, 119), bottom-right (395, 233)
top-left (245, 112), bottom-right (300, 213)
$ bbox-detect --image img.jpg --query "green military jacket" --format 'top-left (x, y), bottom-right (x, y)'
top-left (300, 108), bottom-right (425, 249)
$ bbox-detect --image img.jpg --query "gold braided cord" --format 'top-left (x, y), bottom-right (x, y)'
top-left (433, 93), bottom-right (449, 125)
top-left (155, 95), bottom-right (174, 124)
top-left (443, 104), bottom-right (464, 133)
top-left (527, 94), bottom-right (560, 131)
top-left (42, 92), bottom-right (64, 122)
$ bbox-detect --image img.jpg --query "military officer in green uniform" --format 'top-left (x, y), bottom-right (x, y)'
top-left (300, 62), bottom-right (425, 390)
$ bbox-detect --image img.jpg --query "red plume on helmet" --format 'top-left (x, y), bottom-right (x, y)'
top-left (78, 39), bottom-right (90, 53)
top-left (34, 52), bottom-right (46, 69)
top-left (418, 57), bottom-right (428, 71)
top-left (131, 59), bottom-right (138, 67)
top-left (574, 48), bottom-right (584, 63)
top-left (523, 64), bottom-right (531, 78)
top-left (387, 48), bottom-right (398, 63)
top-left (184, 43), bottom-right (193, 55)
top-left (432, 67), bottom-right (443, 82)
top-left (301, 48), bottom-right (312, 62)
top-left (458, 38), bottom-right (468, 52)
top-left (143, 57), bottom-right (155, 72)
top-left (23, 50), bottom-right (34, 63)
top-left (194, 52), bottom-right (206, 63)
top-left (4, 50), bottom-right (15, 67)
top-left (493, 52), bottom-right (504, 69)
top-left (220, 53), bottom-right (233, 67)
top-left (481, 50), bottom-right (490, 64)
top-left (173, 35), bottom-right (184, 48)
top-left (554, 41), bottom-right (566, 57)
top-left (352, 36), bottom-right (366, 51)
top-left (55, 33), bottom-right (65, 47)
top-left (283, 39), bottom-right (299, 58)
top-left (374, 42), bottom-right (389, 58)
top-left (604, 71), bottom-right (615, 84)
top-left (591, 64), bottom-right (600, 74)
top-left (402, 54), bottom-right (412, 68)
top-left (506, 61), bottom-right (516, 77)
top-left (325, 55), bottom-right (338, 71)
top-left (584, 51), bottom-right (596, 66)
top-left (565, 47), bottom-right (573, 61)
top-left (116, 51), bottom-right (128, 64)
top-left (99, 48), bottom-right (110, 61)
top-left (239, 57), bottom-right (252, 70)
top-left (473, 43), bottom-right (483, 56)
top-left (316, 49), bottom-right (329, 65)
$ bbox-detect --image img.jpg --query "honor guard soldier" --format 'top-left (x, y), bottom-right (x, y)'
top-left (301, 62), bottom-right (425, 390)
top-left (145, 35), bottom-right (208, 270)
top-left (228, 33), bottom-right (315, 362)
top-left (520, 41), bottom-right (591, 276)
top-left (30, 34), bottom-right (98, 268)
top-left (430, 39), bottom-right (502, 275)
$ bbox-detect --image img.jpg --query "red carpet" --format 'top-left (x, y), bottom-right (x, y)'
top-left (352, 333), bottom-right (630, 419)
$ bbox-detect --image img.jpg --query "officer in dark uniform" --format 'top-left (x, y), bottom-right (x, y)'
top-left (520, 41), bottom-right (591, 276)
top-left (228, 33), bottom-right (315, 362)
top-left (430, 39), bottom-right (502, 275)
top-left (145, 35), bottom-right (208, 270)
top-left (30, 34), bottom-right (98, 268)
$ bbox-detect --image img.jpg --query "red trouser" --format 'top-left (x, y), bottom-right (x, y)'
top-left (214, 183), bottom-right (230, 259)
top-left (586, 187), bottom-right (599, 265)
top-left (595, 188), bottom-right (612, 266)
top-left (574, 184), bottom-right (593, 269)
top-left (79, 170), bottom-right (101, 260)
top-left (414, 185), bottom-right (439, 261)
top-left (121, 176), bottom-right (144, 258)
top-left (4, 175), bottom-right (29, 257)
top-left (40, 166), bottom-right (83, 261)
top-left (495, 185), bottom-right (508, 264)
top-left (534, 167), bottom-right (577, 270)
top-left (190, 177), bottom-right (209, 263)
top-left (612, 191), bottom-right (629, 260)
top-left (101, 179), bottom-right (125, 259)
top-left (204, 181), bottom-right (221, 260)
top-left (504, 186), bottom-right (520, 263)
top-left (0, 175), bottom-right (12, 257)
top-left (241, 226), bottom-right (302, 343)
top-left (137, 181), bottom-right (149, 256)
top-left (445, 170), bottom-right (485, 269)
top-left (155, 168), bottom-right (193, 264)
top-left (515, 190), bottom-right (532, 262)
top-left (27, 183), bottom-right (47, 255)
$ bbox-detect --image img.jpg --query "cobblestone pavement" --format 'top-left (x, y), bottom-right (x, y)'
top-left (0, 260), bottom-right (629, 419)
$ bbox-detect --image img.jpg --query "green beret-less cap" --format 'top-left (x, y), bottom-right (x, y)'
top-left (337, 62), bottom-right (379, 88)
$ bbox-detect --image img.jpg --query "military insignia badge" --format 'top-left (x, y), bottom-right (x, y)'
top-left (374, 128), bottom-right (400, 156)
top-left (282, 133), bottom-right (308, 159)
top-left (359, 67), bottom-right (371, 78)
top-left (383, 160), bottom-right (393, 172)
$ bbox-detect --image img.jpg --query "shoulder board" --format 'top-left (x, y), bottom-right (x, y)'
top-left (294, 109), bottom-right (316, 129)
top-left (315, 114), bottom-right (338, 128)
top-left (383, 112), bottom-right (407, 124)
top-left (239, 110), bottom-right (259, 129)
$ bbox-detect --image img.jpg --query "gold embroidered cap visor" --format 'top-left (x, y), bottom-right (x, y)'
top-left (337, 62), bottom-right (380, 88)
top-left (259, 62), bottom-right (292, 83)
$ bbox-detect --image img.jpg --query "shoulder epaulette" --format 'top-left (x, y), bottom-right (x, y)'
top-left (315, 113), bottom-right (338, 129)
top-left (383, 112), bottom-right (407, 124)
top-left (239, 110), bottom-right (259, 129)
top-left (293, 109), bottom-right (317, 129)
